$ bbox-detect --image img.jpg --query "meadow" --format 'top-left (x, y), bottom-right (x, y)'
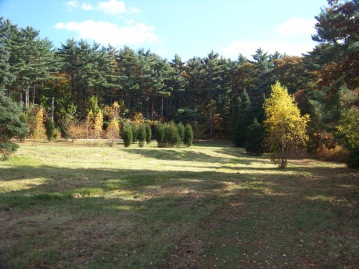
top-left (0, 140), bottom-right (358, 268)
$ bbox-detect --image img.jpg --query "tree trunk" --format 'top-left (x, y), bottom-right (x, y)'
top-left (280, 139), bottom-right (287, 168)
top-left (32, 84), bottom-right (36, 105)
top-left (25, 82), bottom-right (29, 108)
top-left (51, 96), bottom-right (55, 121)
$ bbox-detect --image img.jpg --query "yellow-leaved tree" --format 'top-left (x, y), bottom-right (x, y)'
top-left (106, 101), bottom-right (120, 142)
top-left (264, 81), bottom-right (309, 168)
top-left (31, 107), bottom-right (46, 140)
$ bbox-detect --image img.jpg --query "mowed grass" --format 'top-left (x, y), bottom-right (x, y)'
top-left (0, 140), bottom-right (358, 268)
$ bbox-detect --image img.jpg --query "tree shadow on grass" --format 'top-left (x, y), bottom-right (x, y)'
top-left (0, 160), bottom-right (358, 268)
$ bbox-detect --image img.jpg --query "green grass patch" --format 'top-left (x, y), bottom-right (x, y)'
top-left (0, 140), bottom-right (358, 268)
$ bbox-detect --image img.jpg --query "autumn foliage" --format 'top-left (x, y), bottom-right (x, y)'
top-left (264, 82), bottom-right (309, 168)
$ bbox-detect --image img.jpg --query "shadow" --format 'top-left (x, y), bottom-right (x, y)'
top-left (124, 148), bottom-right (221, 162)
top-left (1, 151), bottom-right (358, 268)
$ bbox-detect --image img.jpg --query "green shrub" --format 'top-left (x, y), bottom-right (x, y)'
top-left (137, 124), bottom-right (146, 147)
top-left (122, 124), bottom-right (133, 147)
top-left (18, 114), bottom-right (27, 142)
top-left (45, 119), bottom-right (55, 141)
top-left (131, 123), bottom-right (138, 143)
top-left (177, 122), bottom-right (185, 144)
top-left (156, 123), bottom-right (165, 147)
top-left (163, 123), bottom-right (180, 147)
top-left (183, 124), bottom-right (193, 147)
top-left (145, 123), bottom-right (152, 144)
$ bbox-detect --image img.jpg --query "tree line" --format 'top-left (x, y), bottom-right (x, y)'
top-left (0, 0), bottom-right (358, 167)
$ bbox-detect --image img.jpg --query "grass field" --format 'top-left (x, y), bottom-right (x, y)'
top-left (0, 140), bottom-right (358, 268)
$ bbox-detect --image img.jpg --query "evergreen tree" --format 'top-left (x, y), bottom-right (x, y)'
top-left (0, 89), bottom-right (28, 157)
top-left (145, 123), bottom-right (152, 144)
top-left (137, 124), bottom-right (146, 147)
top-left (156, 123), bottom-right (165, 147)
top-left (244, 118), bottom-right (266, 155)
top-left (163, 122), bottom-right (180, 148)
top-left (232, 89), bottom-right (252, 147)
top-left (177, 122), bottom-right (185, 144)
top-left (183, 124), bottom-right (194, 147)
top-left (45, 119), bottom-right (55, 141)
top-left (131, 123), bottom-right (138, 143)
top-left (122, 123), bottom-right (133, 147)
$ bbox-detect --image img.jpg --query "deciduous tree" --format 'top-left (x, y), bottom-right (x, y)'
top-left (264, 81), bottom-right (309, 168)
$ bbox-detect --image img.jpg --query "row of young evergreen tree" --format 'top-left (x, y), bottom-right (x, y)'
top-left (0, 0), bottom-right (358, 166)
top-left (122, 121), bottom-right (193, 148)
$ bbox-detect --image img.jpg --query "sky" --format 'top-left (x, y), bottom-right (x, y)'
top-left (1, 0), bottom-right (329, 61)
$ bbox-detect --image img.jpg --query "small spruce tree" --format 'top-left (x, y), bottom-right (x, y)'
top-left (137, 124), bottom-right (146, 147)
top-left (183, 124), bottom-right (194, 147)
top-left (18, 114), bottom-right (27, 142)
top-left (122, 124), bottom-right (133, 147)
top-left (177, 122), bottom-right (185, 145)
top-left (0, 90), bottom-right (28, 157)
top-left (163, 123), bottom-right (180, 147)
top-left (131, 123), bottom-right (139, 143)
top-left (244, 118), bottom-right (266, 155)
top-left (145, 123), bottom-right (152, 144)
top-left (45, 119), bottom-right (55, 141)
top-left (232, 90), bottom-right (252, 147)
top-left (156, 123), bottom-right (165, 147)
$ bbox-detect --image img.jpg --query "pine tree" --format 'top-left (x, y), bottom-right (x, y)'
top-left (264, 81), bottom-right (309, 168)
top-left (232, 89), bottom-right (252, 147)
top-left (244, 118), bottom-right (266, 155)
top-left (0, 89), bottom-right (28, 157)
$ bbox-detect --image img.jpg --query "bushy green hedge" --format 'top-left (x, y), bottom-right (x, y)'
top-left (156, 122), bottom-right (193, 148)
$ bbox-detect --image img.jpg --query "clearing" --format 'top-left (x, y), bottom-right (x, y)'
top-left (0, 140), bottom-right (358, 268)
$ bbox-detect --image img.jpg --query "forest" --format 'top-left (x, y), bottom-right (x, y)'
top-left (0, 0), bottom-right (358, 167)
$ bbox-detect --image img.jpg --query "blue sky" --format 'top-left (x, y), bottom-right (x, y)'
top-left (1, 0), bottom-right (328, 60)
